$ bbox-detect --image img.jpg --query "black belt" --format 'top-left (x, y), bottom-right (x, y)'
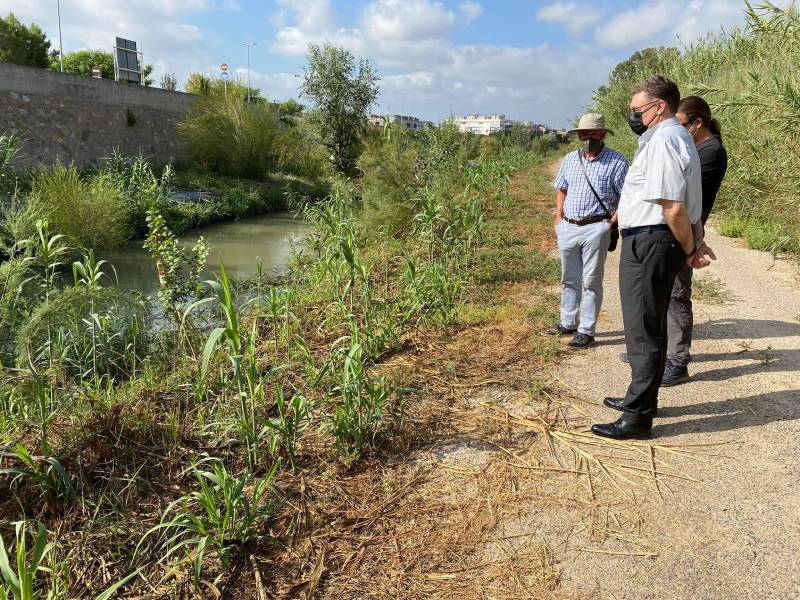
top-left (620, 224), bottom-right (672, 238)
top-left (565, 216), bottom-right (608, 226)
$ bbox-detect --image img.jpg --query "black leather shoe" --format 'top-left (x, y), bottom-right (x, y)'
top-left (661, 361), bottom-right (689, 387)
top-left (591, 417), bottom-right (652, 440)
top-left (568, 332), bottom-right (595, 348)
top-left (603, 397), bottom-right (658, 417)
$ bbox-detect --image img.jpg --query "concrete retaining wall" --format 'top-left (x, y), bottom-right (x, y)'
top-left (0, 62), bottom-right (195, 170)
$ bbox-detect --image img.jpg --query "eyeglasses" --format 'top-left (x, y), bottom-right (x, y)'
top-left (629, 99), bottom-right (660, 118)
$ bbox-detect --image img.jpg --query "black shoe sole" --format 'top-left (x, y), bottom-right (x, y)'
top-left (568, 341), bottom-right (595, 349)
top-left (540, 329), bottom-right (577, 337)
top-left (591, 429), bottom-right (652, 440)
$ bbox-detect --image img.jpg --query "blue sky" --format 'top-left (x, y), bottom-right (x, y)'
top-left (6, 0), bottom-right (755, 126)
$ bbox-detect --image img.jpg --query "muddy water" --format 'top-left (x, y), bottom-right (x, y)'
top-left (104, 213), bottom-right (310, 296)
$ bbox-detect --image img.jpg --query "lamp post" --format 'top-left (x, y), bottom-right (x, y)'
top-left (242, 41), bottom-right (257, 103)
top-left (56, 0), bottom-right (64, 72)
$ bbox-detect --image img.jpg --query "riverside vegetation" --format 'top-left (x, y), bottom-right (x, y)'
top-left (593, 1), bottom-right (800, 256)
top-left (0, 46), bottom-right (561, 595)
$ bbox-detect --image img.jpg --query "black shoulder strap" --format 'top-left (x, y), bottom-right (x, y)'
top-left (578, 151), bottom-right (612, 219)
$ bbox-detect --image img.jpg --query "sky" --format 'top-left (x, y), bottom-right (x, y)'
top-left (4, 0), bottom-right (759, 127)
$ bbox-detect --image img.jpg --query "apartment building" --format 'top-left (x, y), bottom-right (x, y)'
top-left (451, 113), bottom-right (513, 135)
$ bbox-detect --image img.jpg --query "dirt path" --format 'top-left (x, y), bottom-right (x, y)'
top-left (544, 163), bottom-right (800, 598)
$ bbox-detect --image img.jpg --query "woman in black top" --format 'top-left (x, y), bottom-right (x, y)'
top-left (661, 96), bottom-right (729, 385)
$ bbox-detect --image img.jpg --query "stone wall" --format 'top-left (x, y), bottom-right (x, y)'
top-left (0, 62), bottom-right (196, 170)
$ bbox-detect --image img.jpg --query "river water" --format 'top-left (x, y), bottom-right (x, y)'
top-left (103, 213), bottom-right (311, 296)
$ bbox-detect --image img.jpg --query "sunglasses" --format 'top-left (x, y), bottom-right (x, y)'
top-left (629, 99), bottom-right (660, 119)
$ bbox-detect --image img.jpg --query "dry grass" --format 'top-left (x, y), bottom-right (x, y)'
top-left (231, 158), bottom-right (712, 599)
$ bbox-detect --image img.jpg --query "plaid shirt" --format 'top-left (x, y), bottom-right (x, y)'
top-left (554, 147), bottom-right (629, 220)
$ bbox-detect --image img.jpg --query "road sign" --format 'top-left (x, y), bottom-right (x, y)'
top-left (220, 63), bottom-right (228, 72)
top-left (220, 71), bottom-right (229, 81)
top-left (91, 66), bottom-right (102, 78)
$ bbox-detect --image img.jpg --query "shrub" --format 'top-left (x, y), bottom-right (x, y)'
top-left (358, 125), bottom-right (421, 232)
top-left (29, 163), bottom-right (129, 250)
top-left (591, 3), bottom-right (800, 255)
top-left (0, 133), bottom-right (21, 200)
top-left (178, 86), bottom-right (302, 179)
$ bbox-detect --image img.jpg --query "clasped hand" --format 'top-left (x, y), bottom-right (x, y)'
top-left (688, 241), bottom-right (716, 269)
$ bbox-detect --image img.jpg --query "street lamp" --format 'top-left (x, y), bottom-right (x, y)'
top-left (56, 0), bottom-right (64, 72)
top-left (242, 41), bottom-right (257, 103)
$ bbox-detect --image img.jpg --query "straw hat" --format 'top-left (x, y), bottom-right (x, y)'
top-left (567, 113), bottom-right (613, 135)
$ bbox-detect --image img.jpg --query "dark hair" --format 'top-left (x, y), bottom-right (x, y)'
top-left (633, 75), bottom-right (680, 113)
top-left (678, 95), bottom-right (723, 140)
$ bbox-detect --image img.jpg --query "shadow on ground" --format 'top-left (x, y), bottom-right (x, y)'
top-left (655, 389), bottom-right (800, 437)
top-left (694, 318), bottom-right (800, 340)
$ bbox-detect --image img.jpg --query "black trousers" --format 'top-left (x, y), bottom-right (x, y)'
top-left (619, 229), bottom-right (685, 423)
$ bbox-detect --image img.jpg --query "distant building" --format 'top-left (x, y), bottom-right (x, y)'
top-left (451, 113), bottom-right (513, 136)
top-left (368, 114), bottom-right (432, 130)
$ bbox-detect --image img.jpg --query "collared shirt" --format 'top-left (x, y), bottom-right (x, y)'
top-left (553, 146), bottom-right (628, 220)
top-left (617, 117), bottom-right (702, 229)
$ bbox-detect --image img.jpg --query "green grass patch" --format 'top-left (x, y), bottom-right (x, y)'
top-left (474, 246), bottom-right (560, 285)
top-left (693, 275), bottom-right (731, 304)
top-left (166, 169), bottom-right (330, 233)
top-left (719, 215), bottom-right (798, 255)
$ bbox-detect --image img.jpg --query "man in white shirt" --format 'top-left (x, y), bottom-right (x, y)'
top-left (592, 75), bottom-right (715, 440)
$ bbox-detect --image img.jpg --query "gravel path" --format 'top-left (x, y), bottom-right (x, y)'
top-left (550, 222), bottom-right (800, 598)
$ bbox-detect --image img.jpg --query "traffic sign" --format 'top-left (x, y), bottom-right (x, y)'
top-left (220, 71), bottom-right (229, 81)
top-left (91, 66), bottom-right (102, 78)
top-left (220, 63), bottom-right (228, 72)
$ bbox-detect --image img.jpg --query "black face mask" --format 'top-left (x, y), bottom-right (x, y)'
top-left (628, 111), bottom-right (648, 136)
top-left (627, 100), bottom-right (658, 136)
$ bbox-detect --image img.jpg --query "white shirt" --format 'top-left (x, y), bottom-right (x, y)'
top-left (617, 117), bottom-right (702, 229)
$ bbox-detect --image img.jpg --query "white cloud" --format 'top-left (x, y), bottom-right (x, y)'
top-left (459, 1), bottom-right (483, 23)
top-left (594, 0), bottom-right (756, 50)
top-left (360, 0), bottom-right (457, 41)
top-left (537, 1), bottom-right (603, 36)
top-left (594, 1), bottom-right (673, 48)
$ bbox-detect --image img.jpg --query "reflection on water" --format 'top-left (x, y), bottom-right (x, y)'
top-left (104, 213), bottom-right (310, 296)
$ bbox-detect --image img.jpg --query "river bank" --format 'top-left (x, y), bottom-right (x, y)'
top-left (0, 130), bottom-right (561, 596)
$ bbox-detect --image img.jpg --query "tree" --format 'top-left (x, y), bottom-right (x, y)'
top-left (300, 44), bottom-right (379, 175)
top-left (0, 13), bottom-right (50, 68)
top-left (279, 98), bottom-right (304, 116)
top-left (185, 72), bottom-right (212, 95)
top-left (160, 71), bottom-right (178, 91)
top-left (49, 49), bottom-right (154, 85)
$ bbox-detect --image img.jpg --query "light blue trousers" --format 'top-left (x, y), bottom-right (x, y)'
top-left (555, 220), bottom-right (610, 336)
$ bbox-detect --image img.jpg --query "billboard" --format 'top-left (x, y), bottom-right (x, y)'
top-left (114, 37), bottom-right (142, 84)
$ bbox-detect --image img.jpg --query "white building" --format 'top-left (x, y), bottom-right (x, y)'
top-left (451, 113), bottom-right (513, 135)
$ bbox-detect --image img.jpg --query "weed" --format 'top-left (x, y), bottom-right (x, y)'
top-left (693, 275), bottom-right (732, 304)
top-left (138, 457), bottom-right (278, 589)
top-left (0, 521), bottom-right (52, 600)
top-left (322, 341), bottom-right (392, 465)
